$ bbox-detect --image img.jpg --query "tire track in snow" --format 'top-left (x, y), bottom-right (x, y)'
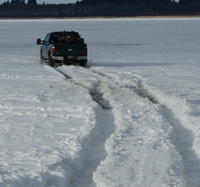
top-left (164, 109), bottom-right (200, 187)
top-left (72, 109), bottom-right (114, 187)
top-left (89, 69), bottom-right (157, 104)
top-left (89, 68), bottom-right (200, 186)
top-left (54, 67), bottom-right (115, 187)
top-left (55, 66), bottom-right (200, 186)
top-left (136, 83), bottom-right (200, 186)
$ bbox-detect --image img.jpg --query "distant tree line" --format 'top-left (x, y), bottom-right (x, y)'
top-left (2, 0), bottom-right (37, 5)
top-left (0, 0), bottom-right (200, 17)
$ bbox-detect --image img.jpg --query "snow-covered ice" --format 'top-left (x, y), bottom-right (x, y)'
top-left (0, 18), bottom-right (200, 187)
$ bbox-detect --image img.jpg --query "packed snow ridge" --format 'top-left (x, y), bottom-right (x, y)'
top-left (87, 66), bottom-right (200, 187)
top-left (56, 68), bottom-right (111, 109)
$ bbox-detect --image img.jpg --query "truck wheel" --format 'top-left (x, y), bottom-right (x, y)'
top-left (40, 52), bottom-right (44, 64)
top-left (49, 56), bottom-right (55, 67)
top-left (80, 62), bottom-right (87, 67)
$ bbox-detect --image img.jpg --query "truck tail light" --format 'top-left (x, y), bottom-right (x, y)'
top-left (85, 46), bottom-right (88, 53)
top-left (52, 46), bottom-right (56, 53)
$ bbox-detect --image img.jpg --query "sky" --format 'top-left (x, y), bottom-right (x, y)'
top-left (0, 0), bottom-right (78, 4)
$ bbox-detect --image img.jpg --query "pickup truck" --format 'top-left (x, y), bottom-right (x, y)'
top-left (36, 31), bottom-right (87, 67)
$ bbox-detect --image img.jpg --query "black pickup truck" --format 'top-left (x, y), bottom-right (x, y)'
top-left (37, 31), bottom-right (87, 67)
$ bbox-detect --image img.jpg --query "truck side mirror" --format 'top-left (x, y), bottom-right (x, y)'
top-left (36, 38), bottom-right (41, 45)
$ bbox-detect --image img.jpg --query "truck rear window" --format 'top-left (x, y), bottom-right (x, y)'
top-left (49, 32), bottom-right (84, 44)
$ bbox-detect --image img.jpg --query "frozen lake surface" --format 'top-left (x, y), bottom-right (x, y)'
top-left (0, 18), bottom-right (200, 187)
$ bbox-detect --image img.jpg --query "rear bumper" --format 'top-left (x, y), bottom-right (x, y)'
top-left (51, 55), bottom-right (87, 66)
top-left (77, 56), bottom-right (87, 60)
top-left (52, 56), bottom-right (64, 61)
top-left (52, 55), bottom-right (87, 62)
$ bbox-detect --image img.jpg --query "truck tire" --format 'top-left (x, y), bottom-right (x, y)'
top-left (49, 56), bottom-right (55, 67)
top-left (80, 61), bottom-right (87, 67)
top-left (40, 52), bottom-right (44, 64)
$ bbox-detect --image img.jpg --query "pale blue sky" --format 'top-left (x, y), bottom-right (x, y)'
top-left (0, 0), bottom-right (78, 4)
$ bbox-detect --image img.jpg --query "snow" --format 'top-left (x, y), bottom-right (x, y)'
top-left (0, 17), bottom-right (200, 186)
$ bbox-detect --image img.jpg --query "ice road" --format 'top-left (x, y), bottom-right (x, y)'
top-left (0, 18), bottom-right (200, 187)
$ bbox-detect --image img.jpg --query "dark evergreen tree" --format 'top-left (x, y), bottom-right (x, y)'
top-left (10, 0), bottom-right (25, 5)
top-left (0, 0), bottom-right (200, 18)
top-left (179, 0), bottom-right (199, 4)
top-left (2, 0), bottom-right (10, 5)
